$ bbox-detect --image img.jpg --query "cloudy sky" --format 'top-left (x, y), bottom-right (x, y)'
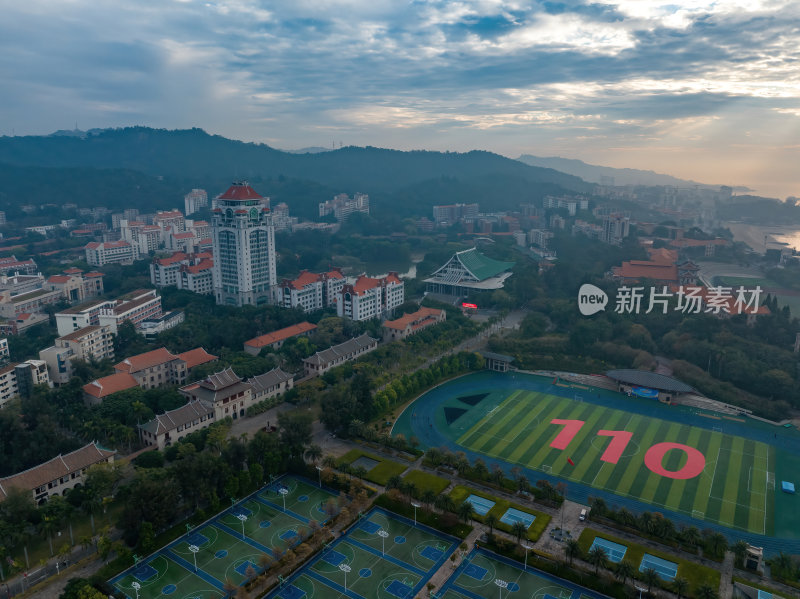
top-left (1, 0), bottom-right (798, 197)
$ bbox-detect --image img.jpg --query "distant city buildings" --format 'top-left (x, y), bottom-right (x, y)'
top-left (211, 182), bottom-right (277, 307)
top-left (184, 189), bottom-right (208, 216)
top-left (432, 203), bottom-right (479, 227)
top-left (319, 193), bottom-right (369, 221)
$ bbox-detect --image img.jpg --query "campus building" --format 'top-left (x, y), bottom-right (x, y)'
top-left (243, 322), bottom-right (317, 355)
top-left (0, 442), bottom-right (116, 504)
top-left (303, 334), bottom-right (378, 376)
top-left (424, 248), bottom-right (515, 297)
top-left (138, 401), bottom-right (215, 450)
top-left (319, 193), bottom-right (369, 221)
top-left (211, 182), bottom-right (276, 306)
top-left (179, 367), bottom-right (254, 420)
top-left (335, 274), bottom-right (404, 321)
top-left (382, 307), bottom-right (446, 342)
top-left (85, 240), bottom-right (138, 266)
top-left (184, 189), bottom-right (208, 216)
top-left (150, 252), bottom-right (214, 295)
top-left (39, 325), bottom-right (115, 384)
top-left (277, 269), bottom-right (345, 312)
top-left (55, 289), bottom-right (163, 336)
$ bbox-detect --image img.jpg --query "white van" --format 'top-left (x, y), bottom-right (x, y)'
top-left (579, 509), bottom-right (587, 521)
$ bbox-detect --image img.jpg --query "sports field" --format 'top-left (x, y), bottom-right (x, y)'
top-left (440, 547), bottom-right (609, 599)
top-left (110, 475), bottom-right (338, 599)
top-left (268, 507), bottom-right (458, 599)
top-left (455, 389), bottom-right (774, 534)
top-left (393, 371), bottom-right (800, 540)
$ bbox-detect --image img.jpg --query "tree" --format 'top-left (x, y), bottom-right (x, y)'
top-left (695, 584), bottom-right (718, 599)
top-left (484, 513), bottom-right (497, 536)
top-left (435, 495), bottom-right (455, 513)
top-left (672, 577), bottom-right (689, 599)
top-left (457, 501), bottom-right (474, 524)
top-left (642, 567), bottom-right (660, 594)
top-left (421, 489), bottom-right (437, 509)
top-left (732, 540), bottom-right (748, 567)
top-left (564, 539), bottom-right (581, 566)
top-left (278, 410), bottom-right (313, 460)
top-left (704, 532), bottom-right (728, 558)
top-left (305, 444), bottom-right (323, 464)
top-left (511, 521), bottom-right (527, 544)
top-left (679, 526), bottom-right (701, 548)
top-left (614, 560), bottom-right (634, 585)
top-left (586, 545), bottom-right (607, 575)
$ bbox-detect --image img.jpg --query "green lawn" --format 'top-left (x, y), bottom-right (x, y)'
top-left (455, 390), bottom-right (774, 535)
top-left (577, 528), bottom-right (720, 590)
top-left (337, 448), bottom-right (408, 486)
top-left (449, 485), bottom-right (551, 542)
top-left (403, 470), bottom-right (450, 495)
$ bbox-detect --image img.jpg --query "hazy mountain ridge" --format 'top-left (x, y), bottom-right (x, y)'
top-left (0, 127), bottom-right (591, 194)
top-left (517, 154), bottom-right (733, 190)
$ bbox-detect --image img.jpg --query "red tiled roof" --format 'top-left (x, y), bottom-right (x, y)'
top-left (327, 269), bottom-right (344, 279)
top-left (85, 272), bottom-right (104, 278)
top-left (353, 275), bottom-right (381, 295)
top-left (646, 248), bottom-right (678, 264)
top-left (289, 271), bottom-right (321, 289)
top-left (173, 232), bottom-right (195, 239)
top-left (83, 373), bottom-right (138, 398)
top-left (199, 238), bottom-right (212, 245)
top-left (177, 348), bottom-right (218, 369)
top-left (48, 275), bottom-right (72, 284)
top-left (245, 322), bottom-right (317, 349)
top-left (193, 220), bottom-right (208, 226)
top-left (64, 267), bottom-right (83, 274)
top-left (612, 261), bottom-right (678, 282)
top-left (384, 307), bottom-right (444, 331)
top-left (219, 183), bottom-right (263, 200)
top-left (670, 238), bottom-right (728, 248)
top-left (155, 252), bottom-right (188, 266)
top-left (115, 347), bottom-right (177, 373)
top-left (385, 272), bottom-right (402, 284)
top-left (86, 240), bottom-right (131, 250)
top-left (155, 210), bottom-right (184, 219)
top-left (183, 259), bottom-right (213, 274)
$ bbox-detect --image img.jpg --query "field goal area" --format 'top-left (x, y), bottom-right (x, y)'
top-left (709, 447), bottom-right (771, 534)
top-left (541, 465), bottom-right (552, 473)
top-left (574, 394), bottom-right (583, 402)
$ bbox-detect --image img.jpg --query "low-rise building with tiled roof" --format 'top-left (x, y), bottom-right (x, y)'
top-left (0, 442), bottom-right (115, 504)
top-left (243, 322), bottom-right (317, 355)
top-left (82, 372), bottom-right (138, 404)
top-left (303, 334), bottom-right (378, 377)
top-left (383, 306), bottom-right (446, 342)
top-left (179, 367), bottom-right (254, 420)
top-left (138, 401), bottom-right (215, 450)
top-left (248, 368), bottom-right (294, 402)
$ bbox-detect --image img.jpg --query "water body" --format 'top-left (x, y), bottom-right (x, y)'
top-left (725, 223), bottom-right (800, 254)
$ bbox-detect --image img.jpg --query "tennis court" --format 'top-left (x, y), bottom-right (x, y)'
top-left (267, 507), bottom-right (459, 599)
top-left (465, 494), bottom-right (495, 516)
top-left (439, 547), bottom-right (610, 599)
top-left (639, 553), bottom-right (678, 581)
top-left (588, 537), bottom-right (628, 563)
top-left (499, 507), bottom-right (536, 529)
top-left (110, 475), bottom-right (338, 599)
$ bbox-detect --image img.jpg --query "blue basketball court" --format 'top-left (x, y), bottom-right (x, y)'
top-left (639, 553), bottom-right (678, 580)
top-left (499, 507), bottom-right (536, 529)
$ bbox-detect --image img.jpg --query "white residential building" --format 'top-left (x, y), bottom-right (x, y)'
top-left (319, 193), bottom-right (369, 221)
top-left (277, 269), bottom-right (345, 312)
top-left (85, 240), bottom-right (138, 266)
top-left (335, 273), bottom-right (404, 321)
top-left (55, 289), bottom-right (163, 336)
top-left (184, 189), bottom-right (208, 216)
top-left (39, 325), bottom-right (115, 384)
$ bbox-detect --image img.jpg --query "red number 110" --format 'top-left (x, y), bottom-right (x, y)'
top-left (549, 419), bottom-right (705, 480)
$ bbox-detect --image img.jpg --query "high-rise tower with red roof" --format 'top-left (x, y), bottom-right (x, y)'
top-left (211, 182), bottom-right (276, 306)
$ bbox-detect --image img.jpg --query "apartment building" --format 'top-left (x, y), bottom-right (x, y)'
top-left (335, 273), bottom-right (404, 321)
top-left (39, 325), bottom-right (115, 384)
top-left (319, 193), bottom-right (369, 221)
top-left (277, 269), bottom-right (345, 312)
top-left (0, 359), bottom-right (52, 408)
top-left (85, 240), bottom-right (138, 266)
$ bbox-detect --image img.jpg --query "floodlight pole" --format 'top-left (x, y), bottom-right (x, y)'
top-left (236, 514), bottom-right (248, 540)
top-left (189, 545), bottom-right (199, 572)
top-left (522, 542), bottom-right (533, 570)
top-left (494, 578), bottom-right (508, 599)
top-left (316, 465), bottom-right (323, 488)
top-left (339, 563), bottom-right (351, 591)
top-left (131, 581), bottom-right (140, 599)
top-left (378, 529), bottom-right (389, 556)
top-left (635, 586), bottom-right (646, 599)
top-left (411, 502), bottom-right (420, 526)
top-left (280, 487), bottom-right (289, 511)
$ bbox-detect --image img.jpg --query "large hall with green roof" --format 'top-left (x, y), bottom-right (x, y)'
top-left (424, 247), bottom-right (514, 296)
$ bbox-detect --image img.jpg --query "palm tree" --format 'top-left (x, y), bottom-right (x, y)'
top-left (732, 540), bottom-right (748, 567)
top-left (680, 525), bottom-right (702, 548)
top-left (386, 475), bottom-right (402, 490)
top-left (770, 552), bottom-right (795, 579)
top-left (642, 567), bottom-right (660, 595)
top-left (511, 521), bottom-right (527, 545)
top-left (672, 577), bottom-right (689, 599)
top-left (353, 466), bottom-right (368, 481)
top-left (485, 513), bottom-right (498, 536)
top-left (705, 532), bottom-right (728, 558)
top-left (564, 539), bottom-right (582, 566)
top-left (586, 545), bottom-right (607, 575)
top-left (589, 497), bottom-right (607, 518)
top-left (435, 495), bottom-right (456, 513)
top-left (421, 489), bottom-right (437, 509)
top-left (695, 583), bottom-right (718, 599)
top-left (321, 455), bottom-right (337, 469)
top-left (614, 560), bottom-right (634, 585)
top-left (305, 444), bottom-right (323, 464)
top-left (617, 508), bottom-right (637, 528)
top-left (457, 501), bottom-right (474, 524)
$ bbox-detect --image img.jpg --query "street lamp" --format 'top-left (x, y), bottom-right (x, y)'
top-left (411, 502), bottom-right (420, 526)
top-left (188, 544), bottom-right (200, 572)
top-left (378, 529), bottom-right (389, 556)
top-left (494, 578), bottom-right (508, 599)
top-left (316, 465), bottom-right (323, 488)
top-left (131, 581), bottom-right (141, 599)
top-left (236, 514), bottom-right (248, 540)
top-left (635, 586), bottom-right (646, 599)
top-left (279, 487), bottom-right (289, 511)
top-left (521, 542), bottom-right (533, 570)
top-left (339, 563), bottom-right (351, 591)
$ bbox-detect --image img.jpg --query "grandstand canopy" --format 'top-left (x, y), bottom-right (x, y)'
top-left (606, 369), bottom-right (694, 393)
top-left (425, 247), bottom-right (515, 295)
